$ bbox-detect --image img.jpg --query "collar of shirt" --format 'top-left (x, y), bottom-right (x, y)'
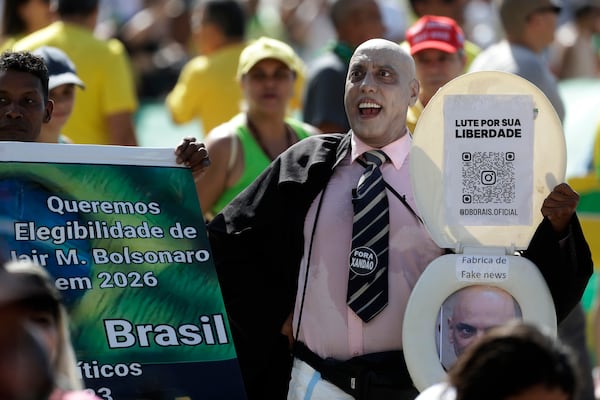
top-left (350, 129), bottom-right (412, 171)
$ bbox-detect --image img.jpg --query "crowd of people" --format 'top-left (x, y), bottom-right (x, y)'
top-left (0, 0), bottom-right (599, 399)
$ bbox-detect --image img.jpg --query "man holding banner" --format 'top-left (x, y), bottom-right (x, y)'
top-left (0, 50), bottom-right (232, 399)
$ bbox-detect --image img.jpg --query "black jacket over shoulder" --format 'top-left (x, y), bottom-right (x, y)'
top-left (208, 132), bottom-right (593, 399)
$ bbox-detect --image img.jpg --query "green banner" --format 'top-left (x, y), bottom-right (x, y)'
top-left (0, 142), bottom-right (246, 400)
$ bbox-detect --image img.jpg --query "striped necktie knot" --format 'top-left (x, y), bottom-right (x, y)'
top-left (356, 150), bottom-right (388, 196)
top-left (363, 150), bottom-right (388, 167)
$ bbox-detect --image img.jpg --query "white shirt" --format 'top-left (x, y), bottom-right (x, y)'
top-left (416, 383), bottom-right (457, 400)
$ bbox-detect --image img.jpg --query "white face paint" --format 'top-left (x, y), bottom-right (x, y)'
top-left (344, 39), bottom-right (419, 148)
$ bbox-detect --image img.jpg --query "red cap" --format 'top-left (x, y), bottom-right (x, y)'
top-left (405, 15), bottom-right (465, 55)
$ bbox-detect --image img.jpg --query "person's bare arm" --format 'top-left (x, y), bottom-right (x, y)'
top-left (175, 128), bottom-right (233, 216)
top-left (107, 111), bottom-right (138, 146)
top-left (280, 312), bottom-right (294, 350)
top-left (196, 133), bottom-right (234, 216)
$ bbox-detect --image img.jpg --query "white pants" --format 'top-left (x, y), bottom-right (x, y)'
top-left (287, 358), bottom-right (355, 400)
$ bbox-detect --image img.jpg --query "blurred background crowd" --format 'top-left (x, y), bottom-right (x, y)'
top-left (1, 0), bottom-right (598, 146)
top-left (2, 0), bottom-right (600, 398)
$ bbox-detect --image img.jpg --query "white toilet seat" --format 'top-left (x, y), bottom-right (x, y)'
top-left (402, 253), bottom-right (556, 391)
top-left (403, 71), bottom-right (564, 391)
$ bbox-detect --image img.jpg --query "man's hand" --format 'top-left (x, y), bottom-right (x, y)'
top-left (541, 183), bottom-right (579, 234)
top-left (281, 312), bottom-right (294, 350)
top-left (175, 137), bottom-right (210, 180)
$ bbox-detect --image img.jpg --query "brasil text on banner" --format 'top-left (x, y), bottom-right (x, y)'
top-left (0, 142), bottom-right (247, 400)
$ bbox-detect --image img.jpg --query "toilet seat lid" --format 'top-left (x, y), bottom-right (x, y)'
top-left (410, 71), bottom-right (566, 250)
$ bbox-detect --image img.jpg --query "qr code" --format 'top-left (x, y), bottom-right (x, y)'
top-left (461, 152), bottom-right (515, 204)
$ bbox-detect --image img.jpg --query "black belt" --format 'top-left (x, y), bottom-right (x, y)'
top-left (293, 341), bottom-right (419, 400)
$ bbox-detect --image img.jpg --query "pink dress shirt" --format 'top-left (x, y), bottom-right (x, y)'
top-left (292, 130), bottom-right (444, 359)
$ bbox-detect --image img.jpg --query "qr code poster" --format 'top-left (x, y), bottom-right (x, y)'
top-left (443, 94), bottom-right (534, 226)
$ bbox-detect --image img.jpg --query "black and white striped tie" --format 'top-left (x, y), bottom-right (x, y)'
top-left (347, 150), bottom-right (389, 322)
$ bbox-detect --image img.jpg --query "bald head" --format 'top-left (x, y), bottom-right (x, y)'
top-left (448, 285), bottom-right (521, 357)
top-left (352, 39), bottom-right (417, 77)
top-left (344, 39), bottom-right (419, 147)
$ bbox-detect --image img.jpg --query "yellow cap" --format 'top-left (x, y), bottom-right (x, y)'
top-left (236, 37), bottom-right (305, 81)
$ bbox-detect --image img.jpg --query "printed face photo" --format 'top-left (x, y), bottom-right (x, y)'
top-left (436, 285), bottom-right (522, 369)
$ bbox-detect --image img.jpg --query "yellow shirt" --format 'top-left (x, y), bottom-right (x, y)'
top-left (166, 42), bottom-right (305, 135)
top-left (166, 43), bottom-right (246, 134)
top-left (407, 99), bottom-right (425, 135)
top-left (0, 34), bottom-right (25, 52)
top-left (14, 22), bottom-right (138, 145)
top-left (595, 122), bottom-right (600, 176)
